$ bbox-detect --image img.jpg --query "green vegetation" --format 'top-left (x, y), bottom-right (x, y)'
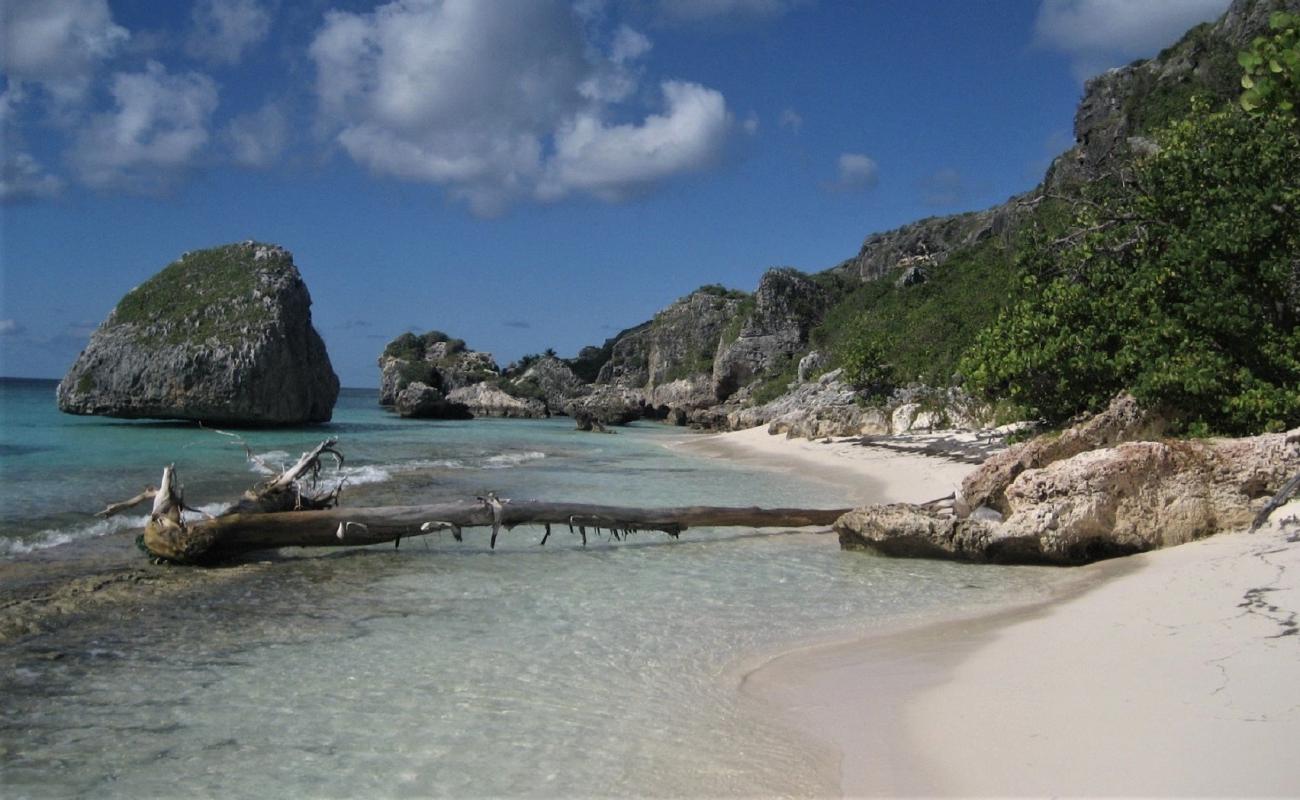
top-left (810, 211), bottom-right (1066, 390)
top-left (382, 330), bottom-right (467, 362)
top-left (695, 283), bottom-right (749, 300)
top-left (75, 373), bottom-right (95, 394)
top-left (963, 94), bottom-right (1300, 434)
top-left (112, 243), bottom-right (293, 345)
top-left (750, 354), bottom-right (799, 405)
top-left (1123, 21), bottom-right (1241, 135)
top-left (1239, 11), bottom-right (1300, 114)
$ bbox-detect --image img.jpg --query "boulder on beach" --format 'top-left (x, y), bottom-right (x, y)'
top-left (57, 241), bottom-right (339, 425)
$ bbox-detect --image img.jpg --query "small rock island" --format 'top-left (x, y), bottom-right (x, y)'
top-left (57, 241), bottom-right (340, 425)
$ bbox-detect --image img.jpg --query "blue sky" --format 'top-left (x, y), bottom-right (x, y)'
top-left (1, 0), bottom-right (1231, 387)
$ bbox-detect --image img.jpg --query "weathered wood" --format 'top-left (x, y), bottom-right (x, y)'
top-left (143, 500), bottom-right (851, 563)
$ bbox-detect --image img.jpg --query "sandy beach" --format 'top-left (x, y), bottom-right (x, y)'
top-left (689, 426), bottom-right (1300, 797)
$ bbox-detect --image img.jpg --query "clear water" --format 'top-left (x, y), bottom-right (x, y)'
top-left (0, 379), bottom-right (1063, 797)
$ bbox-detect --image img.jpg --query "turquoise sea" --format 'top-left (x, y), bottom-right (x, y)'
top-left (0, 379), bottom-right (1061, 797)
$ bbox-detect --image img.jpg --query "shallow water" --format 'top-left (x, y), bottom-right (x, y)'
top-left (0, 380), bottom-right (1063, 797)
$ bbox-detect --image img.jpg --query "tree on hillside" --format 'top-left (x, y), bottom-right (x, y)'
top-left (962, 20), bottom-right (1300, 435)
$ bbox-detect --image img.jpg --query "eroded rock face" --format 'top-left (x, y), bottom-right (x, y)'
top-left (519, 357), bottom-right (587, 412)
top-left (713, 268), bottom-right (830, 402)
top-left (957, 393), bottom-right (1166, 516)
top-left (57, 242), bottom-right (339, 425)
top-left (446, 383), bottom-right (547, 419)
top-left (597, 288), bottom-right (746, 393)
top-left (837, 425), bottom-right (1300, 565)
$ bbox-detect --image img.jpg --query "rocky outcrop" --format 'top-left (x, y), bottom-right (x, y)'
top-left (830, 202), bottom-right (1030, 284)
top-left (57, 242), bottom-right (339, 425)
top-left (518, 357), bottom-right (587, 412)
top-left (446, 383), bottom-right (547, 419)
top-left (563, 385), bottom-right (647, 427)
top-left (1046, 0), bottom-right (1293, 191)
top-left (712, 268), bottom-right (831, 401)
top-left (597, 287), bottom-right (747, 394)
top-left (837, 427), bottom-right (1300, 565)
top-left (377, 331), bottom-right (501, 406)
top-left (395, 382), bottom-right (471, 419)
top-left (956, 393), bottom-right (1166, 517)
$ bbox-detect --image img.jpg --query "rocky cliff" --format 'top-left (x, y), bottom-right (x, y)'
top-left (712, 268), bottom-right (832, 401)
top-left (377, 331), bottom-right (501, 407)
top-left (57, 242), bottom-right (339, 425)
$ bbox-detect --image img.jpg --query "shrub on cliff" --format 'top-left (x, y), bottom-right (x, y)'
top-left (963, 92), bottom-right (1300, 434)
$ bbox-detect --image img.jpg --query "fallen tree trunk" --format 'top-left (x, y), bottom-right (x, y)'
top-left (98, 438), bottom-right (849, 565)
top-left (143, 501), bottom-right (851, 563)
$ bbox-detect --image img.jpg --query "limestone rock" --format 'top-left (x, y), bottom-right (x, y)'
top-left (957, 393), bottom-right (1166, 516)
top-left (713, 268), bottom-right (830, 402)
top-left (597, 286), bottom-right (746, 395)
top-left (396, 382), bottom-right (471, 419)
top-left (837, 427), bottom-right (1300, 565)
top-left (57, 242), bottom-right (339, 425)
top-left (563, 385), bottom-right (646, 426)
top-left (377, 331), bottom-right (500, 405)
top-left (518, 356), bottom-right (587, 412)
top-left (446, 383), bottom-right (547, 419)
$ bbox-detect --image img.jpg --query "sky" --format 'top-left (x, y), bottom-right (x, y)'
top-left (0, 0), bottom-right (1233, 388)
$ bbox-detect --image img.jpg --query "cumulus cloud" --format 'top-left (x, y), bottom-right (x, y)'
top-left (657, 0), bottom-right (801, 24)
top-left (826, 152), bottom-right (878, 192)
top-left (1035, 0), bottom-right (1231, 80)
top-left (540, 81), bottom-right (730, 202)
top-left (187, 0), bottom-right (273, 65)
top-left (69, 61), bottom-right (219, 192)
top-left (223, 101), bottom-right (288, 168)
top-left (309, 0), bottom-right (731, 214)
top-left (0, 0), bottom-right (128, 99)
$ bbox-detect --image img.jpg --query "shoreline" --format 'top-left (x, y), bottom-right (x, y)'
top-left (699, 425), bottom-right (1300, 796)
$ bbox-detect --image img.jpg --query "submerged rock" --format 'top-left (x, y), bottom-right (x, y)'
top-left (57, 242), bottom-right (339, 425)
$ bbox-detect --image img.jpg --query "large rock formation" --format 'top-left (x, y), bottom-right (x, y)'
top-left (395, 382), bottom-right (471, 419)
top-left (712, 268), bottom-right (831, 401)
top-left (57, 242), bottom-right (339, 425)
top-left (516, 356), bottom-right (588, 412)
top-left (836, 415), bottom-right (1300, 566)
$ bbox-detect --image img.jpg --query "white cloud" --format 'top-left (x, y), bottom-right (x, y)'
top-left (309, 0), bottom-right (731, 214)
top-left (187, 0), bottom-right (273, 65)
top-left (741, 111), bottom-right (759, 135)
top-left (0, 320), bottom-right (26, 336)
top-left (69, 61), bottom-right (219, 191)
top-left (827, 152), bottom-right (878, 192)
top-left (0, 152), bottom-right (65, 202)
top-left (1035, 0), bottom-right (1231, 80)
top-left (778, 108), bottom-right (802, 132)
top-left (0, 0), bottom-right (128, 100)
top-left (223, 101), bottom-right (288, 168)
top-left (610, 25), bottom-right (652, 63)
top-left (540, 81), bottom-right (730, 202)
top-left (657, 0), bottom-right (800, 24)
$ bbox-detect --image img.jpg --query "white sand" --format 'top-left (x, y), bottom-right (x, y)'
top-left (697, 426), bottom-right (1300, 797)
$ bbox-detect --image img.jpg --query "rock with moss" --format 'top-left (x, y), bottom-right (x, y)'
top-left (396, 382), bottom-right (471, 419)
top-left (519, 356), bottom-right (588, 412)
top-left (57, 242), bottom-right (339, 425)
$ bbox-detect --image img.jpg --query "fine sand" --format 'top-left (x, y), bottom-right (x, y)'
top-left (688, 426), bottom-right (1300, 797)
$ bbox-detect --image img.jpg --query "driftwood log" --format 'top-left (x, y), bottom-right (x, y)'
top-left (98, 439), bottom-right (850, 564)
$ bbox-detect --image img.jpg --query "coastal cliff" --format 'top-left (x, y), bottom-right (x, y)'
top-left (57, 242), bottom-right (339, 425)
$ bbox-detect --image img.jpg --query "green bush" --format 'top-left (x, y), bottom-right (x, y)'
top-left (963, 100), bottom-right (1300, 434)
